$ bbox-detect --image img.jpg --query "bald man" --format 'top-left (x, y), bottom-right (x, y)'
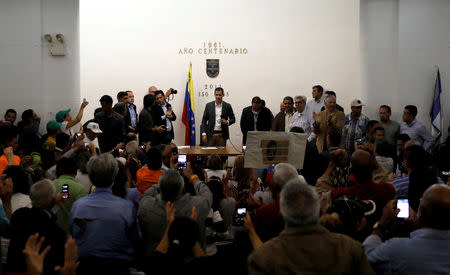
top-left (148, 86), bottom-right (158, 95)
top-left (330, 150), bottom-right (395, 217)
top-left (364, 184), bottom-right (450, 274)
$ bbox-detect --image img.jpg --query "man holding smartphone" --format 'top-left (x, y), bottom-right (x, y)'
top-left (364, 184), bottom-right (450, 274)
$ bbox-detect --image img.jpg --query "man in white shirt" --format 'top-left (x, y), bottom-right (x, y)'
top-left (289, 95), bottom-right (314, 138)
top-left (82, 121), bottom-right (102, 152)
top-left (306, 85), bottom-right (325, 119)
top-left (56, 100), bottom-right (89, 137)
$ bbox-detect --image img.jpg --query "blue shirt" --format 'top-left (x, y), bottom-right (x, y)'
top-left (69, 188), bottom-right (136, 261)
top-left (400, 120), bottom-right (434, 151)
top-left (364, 228), bottom-right (450, 275)
top-left (392, 174), bottom-right (443, 196)
top-left (128, 104), bottom-right (137, 128)
top-left (342, 113), bottom-right (370, 152)
top-left (160, 103), bottom-right (172, 132)
top-left (0, 204), bottom-right (9, 234)
top-left (392, 174), bottom-right (409, 195)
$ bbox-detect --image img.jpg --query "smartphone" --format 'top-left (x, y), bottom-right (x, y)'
top-left (356, 138), bottom-right (362, 147)
top-left (76, 133), bottom-right (82, 137)
top-left (62, 184), bottom-right (69, 199)
top-left (177, 154), bottom-right (187, 169)
top-left (83, 98), bottom-right (87, 103)
top-left (118, 148), bottom-right (124, 153)
top-left (397, 198), bottom-right (409, 218)
top-left (84, 142), bottom-right (89, 148)
top-left (236, 207), bottom-right (247, 225)
top-left (140, 145), bottom-right (145, 149)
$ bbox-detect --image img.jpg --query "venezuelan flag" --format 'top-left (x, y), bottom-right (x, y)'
top-left (182, 63), bottom-right (196, 145)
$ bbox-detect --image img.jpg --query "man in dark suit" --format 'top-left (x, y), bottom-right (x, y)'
top-left (155, 90), bottom-right (176, 144)
top-left (126, 90), bottom-right (138, 133)
top-left (240, 96), bottom-right (272, 145)
top-left (201, 87), bottom-right (235, 146)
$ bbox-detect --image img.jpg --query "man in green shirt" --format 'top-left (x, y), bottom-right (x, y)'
top-left (53, 157), bottom-right (86, 233)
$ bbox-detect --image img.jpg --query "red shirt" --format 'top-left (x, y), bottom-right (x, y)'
top-left (253, 197), bottom-right (284, 242)
top-left (331, 179), bottom-right (395, 217)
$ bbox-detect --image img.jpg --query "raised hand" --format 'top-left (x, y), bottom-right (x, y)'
top-left (165, 201), bottom-right (175, 225)
top-left (54, 236), bottom-right (79, 275)
top-left (22, 233), bottom-right (51, 275)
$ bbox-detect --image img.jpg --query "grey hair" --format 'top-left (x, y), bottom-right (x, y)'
top-left (294, 95), bottom-right (307, 103)
top-left (125, 140), bottom-right (139, 155)
top-left (159, 169), bottom-right (185, 202)
top-left (272, 163), bottom-right (298, 190)
top-left (280, 178), bottom-right (320, 227)
top-left (325, 95), bottom-right (336, 103)
top-left (30, 179), bottom-right (56, 209)
top-left (86, 153), bottom-right (119, 188)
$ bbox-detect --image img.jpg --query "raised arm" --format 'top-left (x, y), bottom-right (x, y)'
top-left (66, 101), bottom-right (89, 129)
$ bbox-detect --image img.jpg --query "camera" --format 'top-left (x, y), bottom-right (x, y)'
top-left (169, 88), bottom-right (177, 94)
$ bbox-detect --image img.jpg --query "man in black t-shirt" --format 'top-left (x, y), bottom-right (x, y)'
top-left (94, 95), bottom-right (126, 152)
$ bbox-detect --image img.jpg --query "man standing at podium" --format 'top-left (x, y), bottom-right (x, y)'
top-left (201, 87), bottom-right (235, 146)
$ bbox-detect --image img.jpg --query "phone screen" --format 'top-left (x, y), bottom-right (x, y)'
top-left (237, 207), bottom-right (246, 216)
top-left (356, 138), bottom-right (362, 147)
top-left (236, 207), bottom-right (247, 225)
top-left (177, 154), bottom-right (187, 169)
top-left (62, 184), bottom-right (69, 199)
top-left (397, 199), bottom-right (409, 218)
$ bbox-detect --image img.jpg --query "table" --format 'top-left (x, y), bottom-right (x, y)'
top-left (177, 146), bottom-right (243, 157)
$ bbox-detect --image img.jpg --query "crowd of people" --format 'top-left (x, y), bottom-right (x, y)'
top-left (0, 84), bottom-right (448, 275)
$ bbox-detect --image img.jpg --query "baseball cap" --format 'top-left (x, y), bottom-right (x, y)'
top-left (86, 122), bottom-right (102, 133)
top-left (55, 109), bottom-right (71, 122)
top-left (99, 95), bottom-right (113, 104)
top-left (330, 196), bottom-right (376, 223)
top-left (351, 99), bottom-right (365, 107)
top-left (46, 120), bottom-right (62, 132)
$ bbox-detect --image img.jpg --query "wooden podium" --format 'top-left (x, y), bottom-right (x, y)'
top-left (178, 146), bottom-right (243, 157)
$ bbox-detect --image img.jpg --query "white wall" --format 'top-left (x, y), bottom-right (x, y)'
top-left (0, 0), bottom-right (80, 131)
top-left (80, 0), bottom-right (361, 146)
top-left (361, 0), bottom-right (450, 140)
top-left (1, 0), bottom-right (448, 144)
